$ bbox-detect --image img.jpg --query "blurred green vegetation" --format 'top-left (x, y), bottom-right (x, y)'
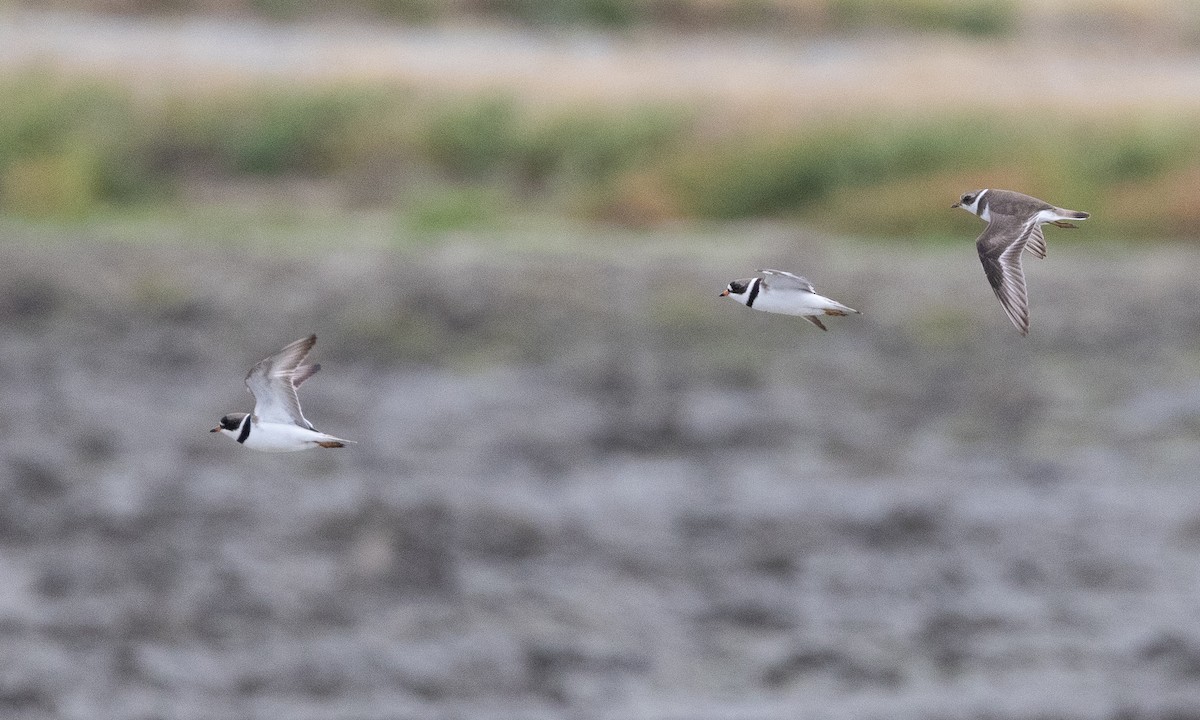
top-left (829, 0), bottom-right (1017, 36)
top-left (0, 72), bottom-right (165, 217)
top-left (404, 187), bottom-right (508, 235)
top-left (3, 69), bottom-right (1199, 239)
top-left (16, 0), bottom-right (1026, 35)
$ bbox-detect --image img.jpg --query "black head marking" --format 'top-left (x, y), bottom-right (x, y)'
top-left (216, 412), bottom-right (251, 443)
top-left (727, 280), bottom-right (749, 295)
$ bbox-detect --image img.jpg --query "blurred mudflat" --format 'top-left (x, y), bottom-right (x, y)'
top-left (4, 224), bottom-right (1200, 718)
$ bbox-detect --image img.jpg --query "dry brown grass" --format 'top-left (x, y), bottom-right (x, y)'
top-left (0, 38), bottom-right (1192, 145)
top-left (3, 11), bottom-right (1198, 124)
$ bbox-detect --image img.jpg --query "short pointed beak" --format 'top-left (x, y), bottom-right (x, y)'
top-left (210, 427), bottom-right (221, 433)
top-left (951, 202), bottom-right (961, 209)
top-left (719, 289), bottom-right (729, 297)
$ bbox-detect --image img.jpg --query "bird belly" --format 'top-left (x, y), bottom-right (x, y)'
top-left (243, 422), bottom-right (328, 452)
top-left (753, 292), bottom-right (825, 316)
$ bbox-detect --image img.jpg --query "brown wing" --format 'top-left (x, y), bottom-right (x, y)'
top-left (1023, 223), bottom-right (1047, 259)
top-left (976, 218), bottom-right (1038, 336)
top-left (983, 189), bottom-right (1055, 217)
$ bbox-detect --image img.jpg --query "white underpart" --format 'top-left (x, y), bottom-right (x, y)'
top-left (218, 419), bottom-right (348, 452)
top-left (752, 288), bottom-right (856, 317)
top-left (245, 421), bottom-right (347, 452)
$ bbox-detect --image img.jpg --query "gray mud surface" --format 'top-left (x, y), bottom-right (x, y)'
top-left (3, 229), bottom-right (1200, 718)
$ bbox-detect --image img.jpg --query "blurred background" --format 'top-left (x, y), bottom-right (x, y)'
top-left (3, 1), bottom-right (1200, 718)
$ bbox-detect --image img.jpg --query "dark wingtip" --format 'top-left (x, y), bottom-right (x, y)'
top-left (291, 362), bottom-right (322, 388)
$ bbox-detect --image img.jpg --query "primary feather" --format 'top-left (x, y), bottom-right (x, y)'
top-left (244, 334), bottom-right (319, 429)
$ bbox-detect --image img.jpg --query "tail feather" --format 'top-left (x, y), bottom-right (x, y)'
top-left (825, 302), bottom-right (861, 315)
top-left (315, 434), bottom-right (356, 449)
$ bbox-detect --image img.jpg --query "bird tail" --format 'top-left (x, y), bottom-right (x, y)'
top-left (1058, 208), bottom-right (1089, 220)
top-left (821, 299), bottom-right (861, 316)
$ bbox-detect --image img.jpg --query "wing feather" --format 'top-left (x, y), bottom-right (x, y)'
top-left (245, 334), bottom-right (318, 429)
top-left (757, 268), bottom-right (816, 293)
top-left (1024, 223), bottom-right (1047, 259)
top-left (977, 219), bottom-right (1037, 335)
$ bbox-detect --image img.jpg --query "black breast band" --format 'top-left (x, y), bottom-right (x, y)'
top-left (746, 278), bottom-right (762, 308)
top-left (237, 416), bottom-right (252, 444)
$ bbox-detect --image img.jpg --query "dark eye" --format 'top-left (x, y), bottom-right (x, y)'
top-left (964, 195), bottom-right (975, 203)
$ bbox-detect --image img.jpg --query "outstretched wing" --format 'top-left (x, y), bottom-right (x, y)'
top-left (976, 218), bottom-right (1037, 335)
top-left (758, 268), bottom-right (816, 294)
top-left (1023, 223), bottom-right (1047, 259)
top-left (245, 334), bottom-right (319, 429)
